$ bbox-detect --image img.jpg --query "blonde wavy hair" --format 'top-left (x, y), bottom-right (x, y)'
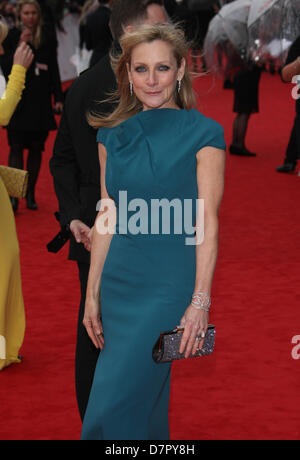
top-left (88, 23), bottom-right (197, 129)
top-left (16, 0), bottom-right (42, 49)
top-left (0, 20), bottom-right (8, 46)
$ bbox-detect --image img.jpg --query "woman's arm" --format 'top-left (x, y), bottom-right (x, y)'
top-left (179, 145), bottom-right (226, 358)
top-left (0, 43), bottom-right (33, 126)
top-left (83, 142), bottom-right (116, 349)
top-left (193, 145), bottom-right (226, 295)
top-left (0, 64), bottom-right (26, 126)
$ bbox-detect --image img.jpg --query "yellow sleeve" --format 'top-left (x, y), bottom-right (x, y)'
top-left (0, 65), bottom-right (26, 126)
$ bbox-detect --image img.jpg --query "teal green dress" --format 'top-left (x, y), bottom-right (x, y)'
top-left (81, 108), bottom-right (225, 440)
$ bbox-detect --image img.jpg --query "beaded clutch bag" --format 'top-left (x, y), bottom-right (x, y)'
top-left (152, 325), bottom-right (215, 363)
top-left (0, 165), bottom-right (29, 198)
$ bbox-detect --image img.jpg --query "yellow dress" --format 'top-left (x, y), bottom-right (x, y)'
top-left (0, 177), bottom-right (25, 370)
top-left (0, 64), bottom-right (26, 370)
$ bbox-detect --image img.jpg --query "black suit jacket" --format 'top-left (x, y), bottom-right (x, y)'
top-left (50, 51), bottom-right (117, 264)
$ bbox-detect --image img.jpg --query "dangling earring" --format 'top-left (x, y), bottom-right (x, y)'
top-left (177, 80), bottom-right (182, 93)
top-left (130, 81), bottom-right (133, 96)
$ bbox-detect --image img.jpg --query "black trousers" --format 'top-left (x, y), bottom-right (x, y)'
top-left (75, 262), bottom-right (100, 421)
top-left (285, 114), bottom-right (300, 164)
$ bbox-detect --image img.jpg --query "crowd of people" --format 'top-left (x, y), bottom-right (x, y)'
top-left (0, 0), bottom-right (299, 441)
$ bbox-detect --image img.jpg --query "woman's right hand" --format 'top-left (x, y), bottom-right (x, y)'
top-left (13, 42), bottom-right (34, 69)
top-left (83, 297), bottom-right (104, 349)
top-left (19, 28), bottom-right (33, 44)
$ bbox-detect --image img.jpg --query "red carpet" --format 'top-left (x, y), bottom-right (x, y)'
top-left (0, 72), bottom-right (300, 440)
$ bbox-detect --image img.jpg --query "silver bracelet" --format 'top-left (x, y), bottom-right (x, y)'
top-left (191, 304), bottom-right (210, 312)
top-left (191, 291), bottom-right (211, 312)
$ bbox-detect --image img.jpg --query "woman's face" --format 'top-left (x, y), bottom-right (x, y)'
top-left (20, 4), bottom-right (39, 30)
top-left (127, 39), bottom-right (185, 111)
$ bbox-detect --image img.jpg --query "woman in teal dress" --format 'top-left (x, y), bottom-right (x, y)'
top-left (81, 23), bottom-right (226, 440)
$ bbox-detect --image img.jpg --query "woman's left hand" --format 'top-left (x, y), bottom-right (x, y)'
top-left (178, 305), bottom-right (209, 358)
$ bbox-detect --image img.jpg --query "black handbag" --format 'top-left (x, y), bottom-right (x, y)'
top-left (152, 325), bottom-right (215, 363)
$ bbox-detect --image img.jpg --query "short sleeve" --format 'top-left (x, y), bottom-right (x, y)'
top-left (96, 127), bottom-right (112, 146)
top-left (204, 120), bottom-right (226, 151)
top-left (189, 109), bottom-right (226, 152)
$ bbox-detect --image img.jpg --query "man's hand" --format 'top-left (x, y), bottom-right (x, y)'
top-left (70, 219), bottom-right (92, 251)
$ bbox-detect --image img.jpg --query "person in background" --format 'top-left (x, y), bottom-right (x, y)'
top-left (229, 64), bottom-right (262, 157)
top-left (276, 35), bottom-right (300, 173)
top-left (0, 0), bottom-right (63, 212)
top-left (0, 19), bottom-right (33, 371)
top-left (164, 0), bottom-right (197, 49)
top-left (0, 21), bottom-right (34, 124)
top-left (0, 1), bottom-right (17, 28)
top-left (79, 0), bottom-right (99, 50)
top-left (50, 0), bottom-right (168, 422)
top-left (186, 0), bottom-right (215, 72)
top-left (84, 0), bottom-right (113, 68)
top-left (42, 0), bottom-right (65, 33)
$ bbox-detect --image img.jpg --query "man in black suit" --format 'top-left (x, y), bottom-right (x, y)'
top-left (50, 0), bottom-right (168, 422)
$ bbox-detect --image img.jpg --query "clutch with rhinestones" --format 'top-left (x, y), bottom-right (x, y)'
top-left (152, 325), bottom-right (215, 363)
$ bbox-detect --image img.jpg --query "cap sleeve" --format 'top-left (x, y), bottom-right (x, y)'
top-left (190, 109), bottom-right (226, 152)
top-left (96, 127), bottom-right (112, 146)
top-left (204, 121), bottom-right (226, 151)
